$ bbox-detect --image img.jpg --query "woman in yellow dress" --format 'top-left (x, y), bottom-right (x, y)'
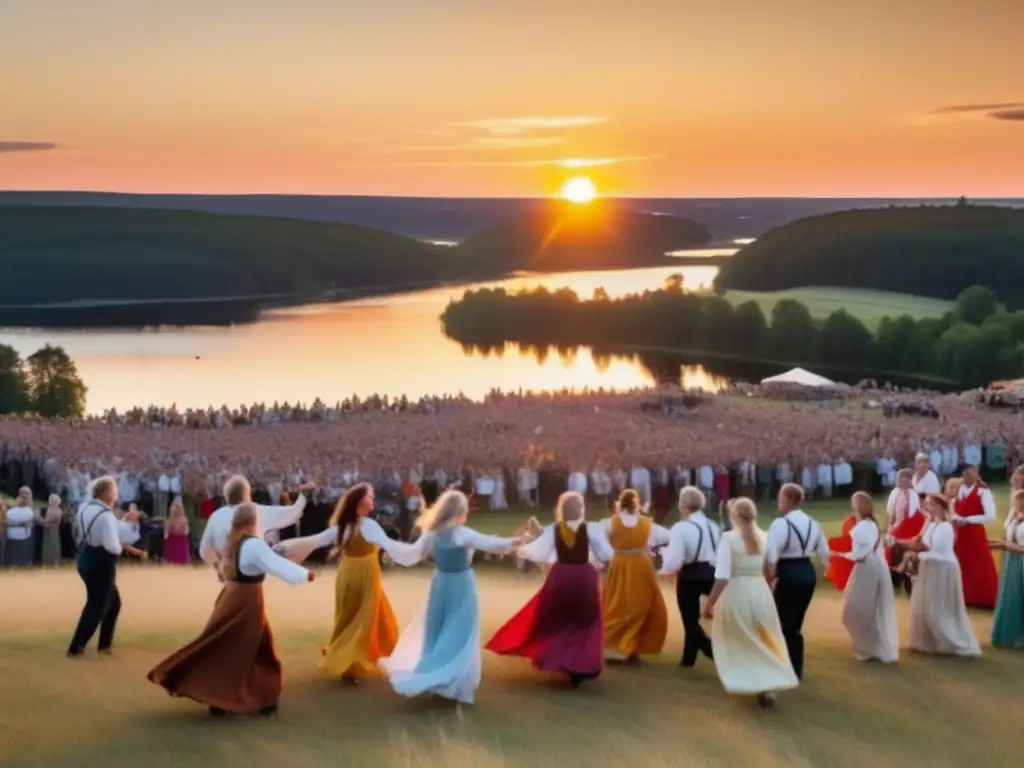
top-left (600, 489), bottom-right (671, 663)
top-left (274, 483), bottom-right (420, 684)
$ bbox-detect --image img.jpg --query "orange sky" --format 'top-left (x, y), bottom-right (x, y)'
top-left (2, 0), bottom-right (1022, 197)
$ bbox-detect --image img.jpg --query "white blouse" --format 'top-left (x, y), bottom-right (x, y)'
top-left (516, 520), bottom-right (614, 565)
top-left (886, 487), bottom-right (921, 528)
top-left (276, 517), bottom-right (420, 566)
top-left (4, 506), bottom-right (35, 541)
top-left (237, 537), bottom-right (309, 585)
top-left (600, 512), bottom-right (671, 549)
top-left (919, 521), bottom-right (956, 562)
top-left (1006, 519), bottom-right (1024, 547)
top-left (404, 525), bottom-right (518, 564)
top-left (844, 519), bottom-right (881, 561)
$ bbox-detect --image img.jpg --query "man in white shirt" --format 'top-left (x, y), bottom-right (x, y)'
top-left (765, 483), bottom-right (829, 681)
top-left (659, 486), bottom-right (720, 668)
top-left (68, 476), bottom-right (146, 657)
top-left (912, 453), bottom-right (941, 496)
top-left (567, 470), bottom-right (588, 496)
top-left (198, 475), bottom-right (308, 580)
top-left (4, 486), bottom-right (37, 566)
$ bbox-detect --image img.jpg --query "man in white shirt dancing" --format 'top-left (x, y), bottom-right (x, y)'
top-left (199, 475), bottom-right (308, 580)
top-left (765, 483), bottom-right (829, 680)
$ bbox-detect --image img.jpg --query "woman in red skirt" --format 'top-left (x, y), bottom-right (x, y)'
top-left (952, 465), bottom-right (998, 609)
top-left (486, 491), bottom-right (613, 687)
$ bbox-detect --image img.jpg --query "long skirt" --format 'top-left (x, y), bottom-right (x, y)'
top-left (602, 553), bottom-right (667, 657)
top-left (953, 523), bottom-right (998, 609)
top-left (991, 551), bottom-right (1024, 649)
top-left (163, 532), bottom-right (191, 564)
top-left (379, 568), bottom-right (481, 703)
top-left (321, 553), bottom-right (399, 678)
top-left (40, 526), bottom-right (62, 566)
top-left (3, 537), bottom-right (34, 567)
top-left (908, 559), bottom-right (981, 657)
top-left (711, 575), bottom-right (799, 695)
top-left (486, 562), bottom-right (603, 678)
top-left (842, 552), bottom-right (899, 663)
top-left (147, 581), bottom-right (283, 711)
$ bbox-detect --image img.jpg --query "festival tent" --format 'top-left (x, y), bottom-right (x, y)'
top-left (760, 367), bottom-right (835, 387)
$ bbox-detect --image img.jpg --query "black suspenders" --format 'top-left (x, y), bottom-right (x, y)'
top-left (684, 518), bottom-right (719, 564)
top-left (783, 517), bottom-right (817, 557)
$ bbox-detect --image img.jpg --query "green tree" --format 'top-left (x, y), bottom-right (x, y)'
top-left (731, 300), bottom-right (768, 355)
top-left (0, 344), bottom-right (28, 414)
top-left (900, 318), bottom-right (943, 374)
top-left (696, 296), bottom-right (736, 351)
top-left (768, 299), bottom-right (817, 361)
top-left (817, 310), bottom-right (872, 367)
top-left (25, 345), bottom-right (87, 418)
top-left (955, 285), bottom-right (999, 326)
top-left (873, 314), bottom-right (917, 370)
top-left (664, 273), bottom-right (685, 293)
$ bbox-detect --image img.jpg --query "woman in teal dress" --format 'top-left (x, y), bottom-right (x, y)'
top-left (992, 490), bottom-right (1024, 649)
top-left (379, 490), bottom-right (519, 705)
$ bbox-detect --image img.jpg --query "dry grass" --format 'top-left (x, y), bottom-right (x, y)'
top-left (0, 554), bottom-right (1020, 768)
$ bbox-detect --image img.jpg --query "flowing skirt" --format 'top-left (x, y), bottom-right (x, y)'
top-left (322, 553), bottom-right (399, 678)
top-left (486, 562), bottom-right (603, 677)
top-left (41, 527), bottom-right (62, 566)
top-left (147, 581), bottom-right (283, 711)
top-left (163, 533), bottom-right (192, 565)
top-left (826, 536), bottom-right (854, 591)
top-left (603, 554), bottom-right (667, 657)
top-left (842, 552), bottom-right (899, 663)
top-left (908, 559), bottom-right (981, 657)
top-left (379, 568), bottom-right (481, 703)
top-left (711, 576), bottom-right (799, 695)
top-left (991, 552), bottom-right (1024, 649)
top-left (953, 523), bottom-right (998, 609)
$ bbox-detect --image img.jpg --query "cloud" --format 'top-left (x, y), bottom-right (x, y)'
top-left (0, 141), bottom-right (56, 154)
top-left (990, 108), bottom-right (1024, 121)
top-left (393, 137), bottom-right (567, 153)
top-left (379, 155), bottom-right (658, 169)
top-left (933, 102), bottom-right (1024, 114)
top-left (452, 117), bottom-right (606, 135)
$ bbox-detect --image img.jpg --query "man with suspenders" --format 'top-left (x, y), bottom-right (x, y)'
top-left (765, 483), bottom-right (828, 680)
top-left (659, 486), bottom-right (721, 668)
top-left (68, 476), bottom-right (147, 658)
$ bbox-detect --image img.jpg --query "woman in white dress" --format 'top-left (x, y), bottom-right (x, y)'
top-left (908, 494), bottom-right (981, 657)
top-left (835, 492), bottom-right (899, 663)
top-left (704, 497), bottom-right (798, 709)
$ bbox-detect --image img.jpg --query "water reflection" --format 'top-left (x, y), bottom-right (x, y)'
top-left (0, 262), bottom-right (728, 412)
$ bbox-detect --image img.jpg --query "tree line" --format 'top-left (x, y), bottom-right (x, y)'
top-left (0, 344), bottom-right (88, 418)
top-left (713, 203), bottom-right (1024, 306)
top-left (440, 281), bottom-right (1024, 389)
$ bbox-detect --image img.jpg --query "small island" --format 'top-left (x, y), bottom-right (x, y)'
top-left (713, 203), bottom-right (1024, 305)
top-left (457, 201), bottom-right (712, 272)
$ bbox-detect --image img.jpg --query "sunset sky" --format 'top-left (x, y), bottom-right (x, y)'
top-left (2, 0), bottom-right (1021, 197)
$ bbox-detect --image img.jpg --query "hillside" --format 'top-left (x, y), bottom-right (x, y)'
top-left (0, 206), bottom-right (468, 306)
top-left (455, 201), bottom-right (712, 271)
top-left (713, 204), bottom-right (1024, 305)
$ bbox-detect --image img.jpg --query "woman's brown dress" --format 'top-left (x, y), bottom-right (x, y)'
top-left (147, 534), bottom-right (282, 712)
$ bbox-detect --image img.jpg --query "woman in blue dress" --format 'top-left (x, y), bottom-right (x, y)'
top-left (992, 490), bottom-right (1024, 649)
top-left (379, 490), bottom-right (519, 704)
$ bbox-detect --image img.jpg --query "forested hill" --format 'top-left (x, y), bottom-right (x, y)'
top-left (457, 203), bottom-right (711, 271)
top-left (0, 207), bottom-right (468, 305)
top-left (713, 204), bottom-right (1024, 305)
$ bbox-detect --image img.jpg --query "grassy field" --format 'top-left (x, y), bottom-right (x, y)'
top-left (721, 286), bottom-right (953, 330)
top-left (0, 486), bottom-right (1017, 767)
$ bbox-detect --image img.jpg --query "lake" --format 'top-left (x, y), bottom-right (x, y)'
top-left (0, 255), bottom-right (734, 413)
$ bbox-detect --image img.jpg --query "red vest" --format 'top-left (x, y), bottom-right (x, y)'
top-left (954, 483), bottom-right (987, 519)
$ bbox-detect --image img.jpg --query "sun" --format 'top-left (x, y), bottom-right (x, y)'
top-left (560, 176), bottom-right (598, 204)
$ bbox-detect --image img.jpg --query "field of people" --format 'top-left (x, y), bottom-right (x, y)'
top-left (718, 287), bottom-right (953, 330)
top-left (1, 486), bottom-right (1018, 768)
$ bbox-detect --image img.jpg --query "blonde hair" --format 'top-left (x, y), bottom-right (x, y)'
top-left (942, 477), bottom-right (962, 500)
top-left (91, 476), bottom-right (117, 502)
top-left (897, 468), bottom-right (914, 484)
top-left (223, 475), bottom-right (251, 506)
top-left (1012, 466), bottom-right (1024, 490)
top-left (1013, 489), bottom-right (1024, 514)
top-left (416, 490), bottom-right (469, 533)
top-left (729, 497), bottom-right (763, 556)
top-left (556, 491), bottom-right (585, 523)
top-left (169, 496), bottom-right (185, 516)
top-left (221, 502), bottom-right (258, 581)
top-left (678, 486), bottom-right (706, 512)
top-left (851, 491), bottom-right (885, 534)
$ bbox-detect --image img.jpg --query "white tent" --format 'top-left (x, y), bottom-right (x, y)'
top-left (760, 367), bottom-right (835, 387)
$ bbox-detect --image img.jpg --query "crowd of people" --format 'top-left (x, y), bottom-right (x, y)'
top-left (60, 460), bottom-right (1024, 718)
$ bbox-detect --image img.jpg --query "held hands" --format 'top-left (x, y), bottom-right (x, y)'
top-left (307, 570), bottom-right (316, 582)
